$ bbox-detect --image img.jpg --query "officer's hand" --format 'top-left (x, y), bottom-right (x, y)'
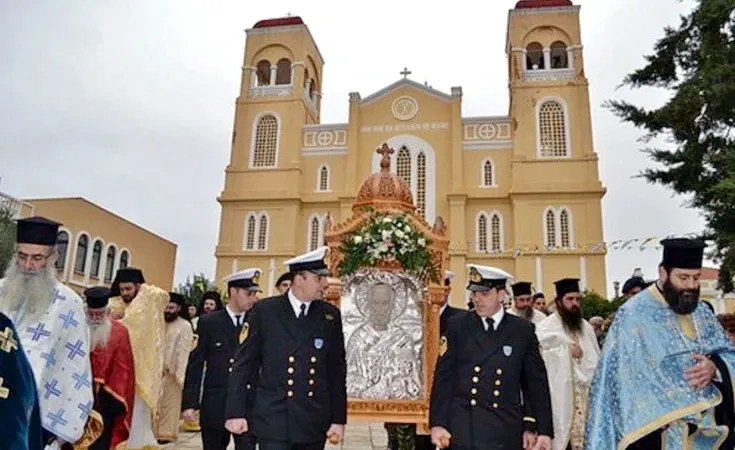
top-left (225, 418), bottom-right (248, 435)
top-left (182, 409), bottom-right (197, 422)
top-left (522, 431), bottom-right (537, 449)
top-left (326, 424), bottom-right (344, 444)
top-left (570, 343), bottom-right (583, 359)
top-left (430, 426), bottom-right (451, 449)
top-left (532, 435), bottom-right (551, 450)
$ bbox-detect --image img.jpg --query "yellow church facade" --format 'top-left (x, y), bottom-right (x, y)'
top-left (214, 0), bottom-right (607, 306)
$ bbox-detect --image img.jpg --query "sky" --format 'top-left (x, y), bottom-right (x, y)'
top-left (0, 0), bottom-right (707, 297)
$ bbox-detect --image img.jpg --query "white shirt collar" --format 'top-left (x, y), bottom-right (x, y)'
top-left (225, 304), bottom-right (244, 327)
top-left (482, 307), bottom-right (504, 330)
top-left (440, 303), bottom-right (448, 316)
top-left (288, 289), bottom-right (312, 317)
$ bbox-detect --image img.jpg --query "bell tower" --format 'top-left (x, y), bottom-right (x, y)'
top-left (505, 0), bottom-right (607, 294)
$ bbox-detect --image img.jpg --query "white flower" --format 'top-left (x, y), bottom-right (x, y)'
top-left (381, 230), bottom-right (392, 240)
top-left (404, 225), bottom-right (411, 233)
top-left (378, 243), bottom-right (389, 253)
top-left (395, 230), bottom-right (405, 239)
top-left (417, 238), bottom-right (426, 247)
top-left (382, 217), bottom-right (393, 223)
top-left (353, 236), bottom-right (363, 244)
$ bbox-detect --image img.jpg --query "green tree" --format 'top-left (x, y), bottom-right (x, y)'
top-left (0, 206), bottom-right (16, 275)
top-left (581, 290), bottom-right (623, 320)
top-left (175, 273), bottom-right (219, 306)
top-left (605, 0), bottom-right (735, 291)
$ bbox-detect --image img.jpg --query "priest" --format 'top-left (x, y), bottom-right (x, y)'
top-left (155, 292), bottom-right (194, 444)
top-left (109, 267), bottom-right (170, 450)
top-left (586, 238), bottom-right (735, 448)
top-left (84, 286), bottom-right (136, 450)
top-left (0, 311), bottom-right (42, 450)
top-left (536, 278), bottom-right (599, 450)
top-left (0, 217), bottom-right (96, 449)
top-left (508, 282), bottom-right (547, 325)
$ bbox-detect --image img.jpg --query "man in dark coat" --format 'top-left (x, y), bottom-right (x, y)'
top-left (430, 264), bottom-right (553, 450)
top-left (225, 246), bottom-right (347, 450)
top-left (182, 268), bottom-right (262, 450)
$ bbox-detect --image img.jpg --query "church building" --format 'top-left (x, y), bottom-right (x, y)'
top-left (214, 0), bottom-right (608, 305)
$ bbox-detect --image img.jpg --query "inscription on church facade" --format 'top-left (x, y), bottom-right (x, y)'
top-left (360, 122), bottom-right (449, 133)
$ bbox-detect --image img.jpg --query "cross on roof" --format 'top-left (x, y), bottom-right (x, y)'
top-left (376, 143), bottom-right (394, 170)
top-left (400, 67), bottom-right (412, 79)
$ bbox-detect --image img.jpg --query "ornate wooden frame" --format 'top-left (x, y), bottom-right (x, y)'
top-left (323, 143), bottom-right (450, 432)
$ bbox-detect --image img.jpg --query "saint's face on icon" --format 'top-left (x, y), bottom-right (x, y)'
top-left (367, 283), bottom-right (395, 330)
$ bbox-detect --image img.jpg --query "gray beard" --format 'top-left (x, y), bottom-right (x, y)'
top-left (89, 317), bottom-right (112, 350)
top-left (0, 257), bottom-right (57, 323)
top-left (516, 305), bottom-right (534, 320)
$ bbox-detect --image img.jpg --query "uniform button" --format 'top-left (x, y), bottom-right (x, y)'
top-left (288, 367), bottom-right (294, 374)
top-left (287, 379), bottom-right (294, 386)
top-left (495, 380), bottom-right (501, 386)
top-left (470, 399), bottom-right (477, 406)
top-left (493, 403), bottom-right (498, 408)
top-left (228, 367), bottom-right (233, 373)
top-left (287, 391), bottom-right (294, 397)
top-left (246, 384), bottom-right (251, 389)
top-left (289, 356), bottom-right (295, 363)
top-left (496, 369), bottom-right (503, 375)
top-left (310, 369), bottom-right (315, 375)
top-left (472, 376), bottom-right (479, 383)
top-left (311, 356), bottom-right (317, 363)
top-left (309, 379), bottom-right (315, 385)
top-left (494, 390), bottom-right (500, 397)
top-left (308, 391), bottom-right (314, 397)
top-left (229, 358), bottom-right (235, 363)
top-left (474, 366), bottom-right (481, 373)
top-left (471, 388), bottom-right (477, 394)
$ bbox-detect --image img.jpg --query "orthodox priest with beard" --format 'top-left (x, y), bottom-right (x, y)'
top-left (508, 282), bottom-right (547, 325)
top-left (84, 287), bottom-right (136, 450)
top-left (0, 217), bottom-right (97, 449)
top-left (586, 238), bottom-right (735, 449)
top-left (536, 279), bottom-right (599, 450)
top-left (109, 267), bottom-right (170, 450)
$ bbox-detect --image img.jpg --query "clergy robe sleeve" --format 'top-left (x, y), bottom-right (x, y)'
top-left (521, 328), bottom-right (554, 438)
top-left (429, 322), bottom-right (457, 430)
top-left (182, 319), bottom-right (207, 410)
top-left (225, 306), bottom-right (263, 420)
top-left (106, 324), bottom-right (136, 440)
top-left (326, 308), bottom-right (347, 424)
top-left (711, 353), bottom-right (735, 446)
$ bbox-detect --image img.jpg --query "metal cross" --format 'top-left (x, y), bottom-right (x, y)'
top-left (400, 67), bottom-right (412, 79)
top-left (0, 327), bottom-right (18, 353)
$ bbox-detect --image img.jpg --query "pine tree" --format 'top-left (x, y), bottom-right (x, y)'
top-left (0, 206), bottom-right (17, 275)
top-left (606, 0), bottom-right (735, 291)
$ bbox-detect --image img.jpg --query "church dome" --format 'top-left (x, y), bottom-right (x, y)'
top-left (253, 16), bottom-right (304, 29)
top-left (353, 144), bottom-right (415, 213)
top-left (515, 0), bottom-right (572, 8)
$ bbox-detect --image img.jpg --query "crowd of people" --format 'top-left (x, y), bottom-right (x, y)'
top-left (2, 216), bottom-right (735, 450)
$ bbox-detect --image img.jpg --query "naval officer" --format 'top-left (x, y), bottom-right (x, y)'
top-left (429, 264), bottom-right (553, 450)
top-left (182, 268), bottom-right (262, 450)
top-left (225, 246), bottom-right (347, 450)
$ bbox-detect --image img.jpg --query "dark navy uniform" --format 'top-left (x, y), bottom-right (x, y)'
top-left (0, 312), bottom-right (42, 450)
top-left (440, 305), bottom-right (464, 336)
top-left (225, 293), bottom-right (347, 448)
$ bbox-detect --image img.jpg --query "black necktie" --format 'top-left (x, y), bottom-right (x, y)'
top-left (485, 317), bottom-right (495, 334)
top-left (298, 304), bottom-right (306, 320)
top-left (235, 314), bottom-right (242, 327)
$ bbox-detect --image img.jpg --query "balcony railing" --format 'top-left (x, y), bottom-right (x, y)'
top-left (523, 68), bottom-right (575, 82)
top-left (248, 84), bottom-right (292, 98)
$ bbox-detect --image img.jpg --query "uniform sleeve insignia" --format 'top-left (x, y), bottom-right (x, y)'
top-left (239, 323), bottom-right (250, 344)
top-left (0, 377), bottom-right (9, 399)
top-left (439, 336), bottom-right (448, 357)
top-left (325, 313), bottom-right (334, 321)
top-left (0, 327), bottom-right (19, 353)
top-left (190, 334), bottom-right (199, 352)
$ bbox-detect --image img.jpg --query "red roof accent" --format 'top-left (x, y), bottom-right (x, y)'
top-left (253, 17), bottom-right (304, 29)
top-left (702, 267), bottom-right (720, 280)
top-left (515, 0), bottom-right (572, 8)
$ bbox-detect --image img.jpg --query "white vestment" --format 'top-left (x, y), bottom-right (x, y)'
top-left (536, 313), bottom-right (600, 450)
top-left (0, 280), bottom-right (94, 444)
top-left (508, 306), bottom-right (547, 325)
top-left (128, 393), bottom-right (158, 448)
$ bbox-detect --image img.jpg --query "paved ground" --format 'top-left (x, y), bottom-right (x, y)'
top-left (171, 422), bottom-right (389, 449)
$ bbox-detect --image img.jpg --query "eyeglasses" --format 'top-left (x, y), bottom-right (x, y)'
top-left (17, 251), bottom-right (52, 263)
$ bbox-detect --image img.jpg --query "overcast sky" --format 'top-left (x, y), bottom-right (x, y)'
top-left (0, 0), bottom-right (705, 297)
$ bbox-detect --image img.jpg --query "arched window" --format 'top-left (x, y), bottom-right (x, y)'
top-left (416, 152), bottom-right (427, 218)
top-left (476, 211), bottom-right (504, 252)
top-left (482, 159), bottom-right (495, 187)
top-left (307, 215), bottom-right (323, 251)
top-left (490, 212), bottom-right (503, 252)
top-left (245, 214), bottom-right (257, 250)
top-left (526, 42), bottom-right (544, 70)
top-left (559, 208), bottom-right (572, 248)
top-left (275, 58), bottom-right (291, 85)
top-left (74, 235), bottom-right (89, 274)
top-left (251, 114), bottom-right (279, 167)
top-left (538, 99), bottom-right (569, 158)
top-left (257, 214), bottom-right (268, 250)
top-left (104, 247), bottom-right (116, 282)
top-left (90, 240), bottom-right (103, 278)
top-left (317, 166), bottom-right (330, 191)
top-left (56, 231), bottom-right (69, 272)
top-left (304, 68), bottom-right (310, 88)
top-left (544, 209), bottom-right (557, 248)
top-left (543, 207), bottom-right (574, 248)
top-left (550, 41), bottom-right (569, 69)
top-left (477, 214), bottom-right (488, 252)
top-left (119, 250), bottom-right (129, 269)
top-left (309, 78), bottom-right (316, 99)
top-left (396, 147), bottom-right (411, 186)
top-left (256, 60), bottom-right (271, 85)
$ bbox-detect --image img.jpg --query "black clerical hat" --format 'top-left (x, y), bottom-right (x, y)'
top-left (511, 282), bottom-right (533, 297)
top-left (16, 216), bottom-right (61, 246)
top-left (84, 286), bottom-right (111, 309)
top-left (168, 292), bottom-right (185, 306)
top-left (554, 278), bottom-right (580, 298)
top-left (661, 238), bottom-right (706, 269)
